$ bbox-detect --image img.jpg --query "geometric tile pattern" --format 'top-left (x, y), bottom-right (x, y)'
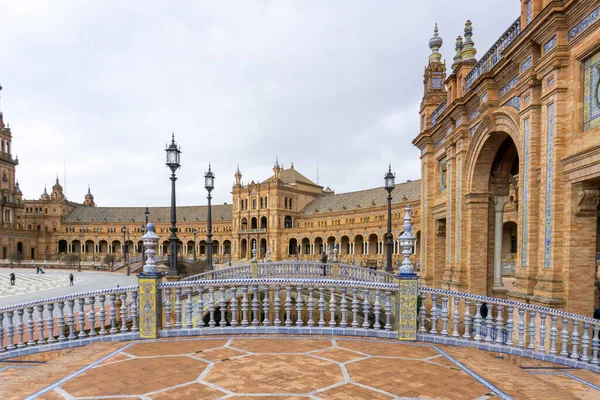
top-left (584, 50), bottom-right (600, 131)
top-left (544, 103), bottom-right (555, 268)
top-left (522, 117), bottom-right (530, 267)
top-left (28, 337), bottom-right (503, 399)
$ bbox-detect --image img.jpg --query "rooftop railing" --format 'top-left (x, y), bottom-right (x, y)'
top-left (465, 18), bottom-right (521, 92)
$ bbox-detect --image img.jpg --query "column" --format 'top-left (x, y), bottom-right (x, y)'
top-left (493, 196), bottom-right (508, 292)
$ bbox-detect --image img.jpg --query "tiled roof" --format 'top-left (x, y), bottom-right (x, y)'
top-left (262, 167), bottom-right (320, 187)
top-left (300, 180), bottom-right (421, 215)
top-left (64, 204), bottom-right (233, 224)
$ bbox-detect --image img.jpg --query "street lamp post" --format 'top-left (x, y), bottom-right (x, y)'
top-left (142, 207), bottom-right (150, 262)
top-left (9, 232), bottom-right (13, 269)
top-left (384, 165), bottom-right (395, 273)
top-left (204, 164), bottom-right (215, 271)
top-left (193, 228), bottom-right (197, 262)
top-left (165, 134), bottom-right (181, 276)
top-left (121, 226), bottom-right (127, 275)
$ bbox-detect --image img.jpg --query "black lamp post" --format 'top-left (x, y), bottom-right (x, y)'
top-left (384, 165), bottom-right (395, 273)
top-left (204, 164), bottom-right (215, 271)
top-left (78, 232), bottom-right (82, 272)
top-left (193, 228), bottom-right (198, 262)
top-left (121, 226), bottom-right (127, 275)
top-left (142, 207), bottom-right (149, 262)
top-left (9, 232), bottom-right (13, 269)
top-left (166, 134), bottom-right (181, 276)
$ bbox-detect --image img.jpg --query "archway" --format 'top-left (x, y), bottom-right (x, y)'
top-left (284, 215), bottom-right (293, 229)
top-left (289, 238), bottom-right (298, 255)
top-left (112, 240), bottom-right (121, 254)
top-left (260, 238), bottom-right (267, 259)
top-left (260, 216), bottom-right (268, 229)
top-left (251, 217), bottom-right (258, 230)
top-left (314, 237), bottom-right (324, 254)
top-left (58, 240), bottom-right (68, 253)
top-left (72, 240), bottom-right (82, 254)
top-left (223, 240), bottom-right (231, 255)
top-left (240, 239), bottom-right (247, 259)
top-left (326, 236), bottom-right (336, 255)
top-left (241, 218), bottom-right (248, 230)
top-left (502, 221), bottom-right (518, 277)
top-left (99, 240), bottom-right (108, 253)
top-left (354, 235), bottom-right (364, 255)
top-left (301, 238), bottom-right (310, 255)
top-left (467, 131), bottom-right (519, 297)
top-left (85, 240), bottom-right (94, 254)
top-left (368, 234), bottom-right (378, 255)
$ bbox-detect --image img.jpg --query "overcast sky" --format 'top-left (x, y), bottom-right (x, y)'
top-left (0, 0), bottom-right (519, 207)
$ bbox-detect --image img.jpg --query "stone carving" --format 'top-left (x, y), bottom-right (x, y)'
top-left (575, 185), bottom-right (600, 217)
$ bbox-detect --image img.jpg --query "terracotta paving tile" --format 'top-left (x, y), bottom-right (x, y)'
top-left (96, 352), bottom-right (131, 366)
top-left (338, 340), bottom-right (438, 358)
top-left (345, 357), bottom-right (490, 399)
top-left (34, 390), bottom-right (65, 400)
top-left (319, 383), bottom-right (393, 399)
top-left (443, 346), bottom-right (578, 399)
top-left (60, 355), bottom-right (207, 396)
top-left (206, 354), bottom-right (343, 393)
top-left (229, 397), bottom-right (309, 400)
top-left (312, 347), bottom-right (366, 363)
top-left (150, 382), bottom-right (225, 399)
top-left (230, 338), bottom-right (332, 353)
top-left (567, 369), bottom-right (600, 386)
top-left (126, 338), bottom-right (227, 356)
top-left (535, 373), bottom-right (599, 399)
top-left (199, 346), bottom-right (247, 361)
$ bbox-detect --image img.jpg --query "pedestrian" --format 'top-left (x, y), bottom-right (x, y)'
top-left (320, 251), bottom-right (328, 276)
top-left (69, 273), bottom-right (74, 286)
top-left (10, 272), bottom-right (15, 286)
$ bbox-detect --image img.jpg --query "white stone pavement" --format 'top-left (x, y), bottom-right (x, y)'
top-left (0, 268), bottom-right (138, 307)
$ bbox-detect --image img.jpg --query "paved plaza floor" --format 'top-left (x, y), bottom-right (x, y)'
top-left (0, 268), bottom-right (138, 307)
top-left (0, 336), bottom-right (599, 399)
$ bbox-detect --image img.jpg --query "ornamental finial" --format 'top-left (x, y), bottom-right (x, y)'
top-left (428, 23), bottom-right (443, 63)
top-left (398, 204), bottom-right (416, 275)
top-left (461, 20), bottom-right (477, 61)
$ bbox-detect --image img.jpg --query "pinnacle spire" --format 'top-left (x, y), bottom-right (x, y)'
top-left (428, 23), bottom-right (443, 63)
top-left (461, 20), bottom-right (477, 61)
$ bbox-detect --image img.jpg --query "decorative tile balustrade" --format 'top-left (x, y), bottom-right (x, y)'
top-left (430, 99), bottom-right (448, 127)
top-left (466, 18), bottom-right (521, 92)
top-left (498, 76), bottom-right (518, 97)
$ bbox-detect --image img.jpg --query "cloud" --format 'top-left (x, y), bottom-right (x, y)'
top-left (0, 0), bottom-right (520, 206)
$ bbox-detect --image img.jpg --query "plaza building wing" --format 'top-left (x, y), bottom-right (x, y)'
top-left (63, 204), bottom-right (233, 223)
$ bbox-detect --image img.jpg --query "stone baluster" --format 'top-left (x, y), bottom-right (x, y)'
top-left (362, 289), bottom-right (370, 329)
top-left (430, 294), bottom-right (438, 335)
top-left (505, 306), bottom-right (514, 346)
top-left (163, 289), bottom-right (171, 330)
top-left (296, 285), bottom-right (304, 327)
top-left (98, 296), bottom-right (107, 336)
top-left (473, 301), bottom-right (482, 341)
top-left (549, 315), bottom-right (558, 355)
top-left (47, 304), bottom-right (56, 343)
top-left (452, 297), bottom-right (460, 337)
top-left (374, 290), bottom-right (381, 330)
top-left (440, 295), bottom-right (449, 336)
top-left (78, 298), bottom-right (87, 338)
top-left (252, 286), bottom-right (260, 327)
top-left (494, 305), bottom-right (504, 344)
top-left (560, 317), bottom-right (569, 357)
top-left (517, 308), bottom-right (526, 349)
top-left (119, 293), bottom-right (128, 334)
top-left (67, 300), bottom-right (76, 340)
top-left (538, 313), bottom-right (547, 353)
top-left (130, 292), bottom-right (138, 333)
top-left (26, 307), bottom-right (35, 346)
top-left (591, 325), bottom-right (599, 364)
top-left (184, 288), bottom-right (193, 329)
top-left (571, 320), bottom-right (580, 359)
top-left (36, 305), bottom-right (46, 345)
top-left (351, 288), bottom-right (359, 328)
top-left (339, 288), bottom-right (347, 328)
top-left (229, 287), bottom-right (238, 328)
top-left (419, 293), bottom-right (427, 334)
top-left (581, 323), bottom-right (590, 362)
top-left (0, 313), bottom-right (4, 351)
top-left (174, 288), bottom-right (182, 329)
top-left (274, 285), bottom-right (282, 326)
top-left (262, 286), bottom-right (270, 327)
top-left (385, 290), bottom-right (392, 331)
top-left (286, 285), bottom-right (294, 327)
top-left (484, 305), bottom-right (494, 343)
top-left (57, 302), bottom-right (66, 341)
top-left (6, 311), bottom-right (14, 350)
top-left (220, 287), bottom-right (228, 328)
top-left (16, 308), bottom-right (25, 348)
top-left (329, 286), bottom-right (336, 328)
top-left (241, 286), bottom-right (249, 327)
top-left (88, 297), bottom-right (96, 337)
top-left (318, 286), bottom-right (326, 327)
top-left (109, 294), bottom-right (117, 334)
top-left (208, 287), bottom-right (216, 328)
top-left (196, 286), bottom-right (205, 328)
top-left (463, 299), bottom-right (472, 339)
top-left (527, 311), bottom-right (536, 349)
top-left (307, 286), bottom-right (314, 327)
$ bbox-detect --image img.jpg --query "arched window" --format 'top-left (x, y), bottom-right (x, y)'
top-left (284, 215), bottom-right (292, 229)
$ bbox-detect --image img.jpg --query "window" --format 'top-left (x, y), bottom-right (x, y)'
top-left (284, 198), bottom-right (288, 209)
top-left (252, 199), bottom-right (257, 210)
top-left (584, 50), bottom-right (600, 131)
top-left (511, 235), bottom-right (517, 253)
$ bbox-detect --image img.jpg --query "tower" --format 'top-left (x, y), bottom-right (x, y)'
top-left (234, 165), bottom-right (242, 186)
top-left (0, 85), bottom-right (23, 228)
top-left (420, 24), bottom-right (447, 130)
top-left (83, 185), bottom-right (95, 207)
top-left (52, 176), bottom-right (65, 201)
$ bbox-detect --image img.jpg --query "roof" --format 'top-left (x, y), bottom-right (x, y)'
top-left (64, 204), bottom-right (233, 224)
top-left (262, 167), bottom-right (320, 187)
top-left (300, 180), bottom-right (421, 215)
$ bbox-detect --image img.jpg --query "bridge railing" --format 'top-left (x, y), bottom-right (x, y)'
top-left (418, 287), bottom-right (600, 367)
top-left (159, 278), bottom-right (398, 334)
top-left (182, 261), bottom-right (396, 284)
top-left (0, 286), bottom-right (139, 358)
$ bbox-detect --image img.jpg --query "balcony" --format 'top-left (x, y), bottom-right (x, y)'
top-left (238, 228), bottom-right (267, 234)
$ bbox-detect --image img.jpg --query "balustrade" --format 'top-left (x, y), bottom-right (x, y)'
top-left (0, 287), bottom-right (138, 355)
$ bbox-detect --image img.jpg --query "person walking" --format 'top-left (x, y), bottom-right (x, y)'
top-left (320, 251), bottom-right (328, 277)
top-left (69, 273), bottom-right (74, 286)
top-left (9, 272), bottom-right (15, 286)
